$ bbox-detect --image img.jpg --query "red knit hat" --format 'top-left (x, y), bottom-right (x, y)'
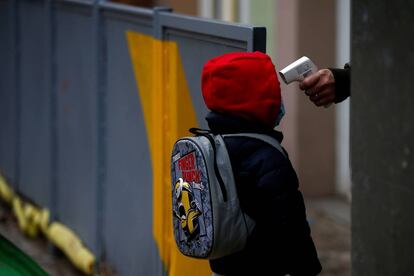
top-left (201, 51), bottom-right (281, 128)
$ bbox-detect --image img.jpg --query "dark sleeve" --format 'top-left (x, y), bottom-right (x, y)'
top-left (229, 141), bottom-right (306, 229)
top-left (329, 63), bottom-right (351, 103)
top-left (253, 158), bottom-right (307, 228)
top-left (224, 138), bottom-right (303, 223)
top-left (214, 138), bottom-right (322, 274)
top-left (248, 147), bottom-right (322, 274)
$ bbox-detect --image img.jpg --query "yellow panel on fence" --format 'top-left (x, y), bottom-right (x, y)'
top-left (126, 31), bottom-right (211, 276)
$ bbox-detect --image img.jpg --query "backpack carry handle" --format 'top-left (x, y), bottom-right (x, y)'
top-left (189, 128), bottom-right (210, 135)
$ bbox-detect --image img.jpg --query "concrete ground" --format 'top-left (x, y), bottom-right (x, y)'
top-left (307, 197), bottom-right (351, 276)
top-left (0, 197), bottom-right (350, 275)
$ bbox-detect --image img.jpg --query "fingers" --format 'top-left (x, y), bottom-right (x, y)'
top-left (301, 69), bottom-right (336, 107)
top-left (305, 87), bottom-right (319, 97)
top-left (304, 69), bottom-right (331, 95)
top-left (299, 71), bottom-right (320, 90)
top-left (315, 97), bottom-right (333, 107)
top-left (309, 88), bottom-right (335, 107)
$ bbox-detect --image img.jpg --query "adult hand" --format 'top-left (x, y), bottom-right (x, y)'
top-left (299, 69), bottom-right (335, 107)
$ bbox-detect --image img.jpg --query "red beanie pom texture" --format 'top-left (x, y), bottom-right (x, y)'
top-left (201, 51), bottom-right (281, 128)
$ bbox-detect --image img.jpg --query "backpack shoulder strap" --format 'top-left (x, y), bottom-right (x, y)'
top-left (188, 128), bottom-right (228, 202)
top-left (222, 133), bottom-right (286, 158)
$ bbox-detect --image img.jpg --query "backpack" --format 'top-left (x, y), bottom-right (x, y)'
top-left (170, 128), bottom-right (286, 259)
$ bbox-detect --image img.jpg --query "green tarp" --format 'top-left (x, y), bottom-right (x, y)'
top-left (0, 234), bottom-right (47, 276)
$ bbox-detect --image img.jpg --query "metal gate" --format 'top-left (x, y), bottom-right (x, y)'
top-left (0, 1), bottom-right (265, 275)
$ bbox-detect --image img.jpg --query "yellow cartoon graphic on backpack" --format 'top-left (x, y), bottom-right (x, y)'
top-left (174, 178), bottom-right (201, 240)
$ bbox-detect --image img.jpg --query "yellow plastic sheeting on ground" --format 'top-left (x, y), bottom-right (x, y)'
top-left (48, 222), bottom-right (95, 274)
top-left (0, 175), bottom-right (95, 275)
top-left (0, 174), bottom-right (14, 204)
top-left (126, 31), bottom-right (211, 276)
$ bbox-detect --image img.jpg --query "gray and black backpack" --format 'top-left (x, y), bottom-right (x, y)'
top-left (171, 128), bottom-right (285, 259)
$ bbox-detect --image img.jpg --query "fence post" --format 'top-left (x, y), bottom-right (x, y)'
top-left (93, 0), bottom-right (107, 263)
top-left (251, 27), bottom-right (266, 52)
top-left (11, 0), bottom-right (20, 189)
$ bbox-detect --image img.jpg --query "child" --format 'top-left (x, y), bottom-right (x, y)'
top-left (201, 51), bottom-right (322, 275)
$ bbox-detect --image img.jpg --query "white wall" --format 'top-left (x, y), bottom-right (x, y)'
top-left (335, 0), bottom-right (351, 200)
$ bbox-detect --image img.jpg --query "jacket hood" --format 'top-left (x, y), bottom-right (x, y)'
top-left (202, 51), bottom-right (282, 128)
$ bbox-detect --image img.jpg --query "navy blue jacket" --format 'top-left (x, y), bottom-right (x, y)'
top-left (206, 112), bottom-right (322, 276)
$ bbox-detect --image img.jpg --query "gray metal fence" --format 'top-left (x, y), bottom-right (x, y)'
top-left (0, 0), bottom-right (265, 274)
